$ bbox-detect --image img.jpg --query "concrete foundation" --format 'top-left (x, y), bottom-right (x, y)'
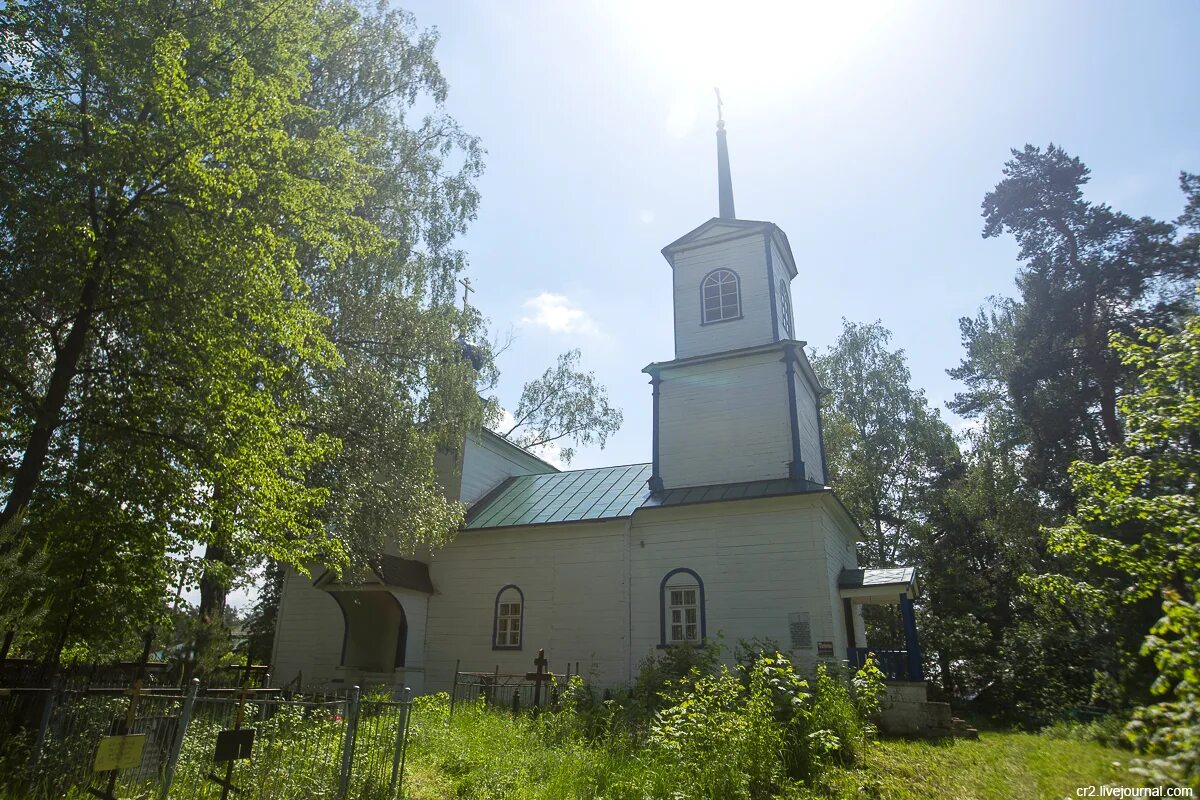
top-left (876, 681), bottom-right (977, 739)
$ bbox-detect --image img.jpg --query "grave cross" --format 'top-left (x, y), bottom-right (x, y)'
top-left (208, 666), bottom-right (256, 800)
top-left (524, 649), bottom-right (552, 708)
top-left (87, 627), bottom-right (156, 800)
top-left (88, 679), bottom-right (144, 800)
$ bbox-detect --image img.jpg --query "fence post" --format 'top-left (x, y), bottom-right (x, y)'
top-left (388, 687), bottom-right (412, 799)
top-left (29, 678), bottom-right (61, 768)
top-left (160, 678), bottom-right (199, 799)
top-left (337, 685), bottom-right (361, 799)
top-left (449, 659), bottom-right (459, 717)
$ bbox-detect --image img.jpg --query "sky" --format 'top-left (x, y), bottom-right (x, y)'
top-left (218, 0), bottom-right (1200, 611)
top-left (393, 0), bottom-right (1199, 471)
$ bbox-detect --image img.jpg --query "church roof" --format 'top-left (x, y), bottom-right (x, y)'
top-left (464, 465), bottom-right (829, 530)
top-left (464, 464), bottom-right (653, 529)
top-left (642, 476), bottom-right (825, 509)
top-left (838, 567), bottom-right (917, 591)
top-left (312, 554), bottom-right (434, 594)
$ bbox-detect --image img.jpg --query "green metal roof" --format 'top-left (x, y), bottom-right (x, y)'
top-left (464, 464), bottom-right (653, 529)
top-left (642, 476), bottom-right (824, 509)
top-left (464, 467), bottom-right (831, 531)
top-left (838, 567), bottom-right (917, 590)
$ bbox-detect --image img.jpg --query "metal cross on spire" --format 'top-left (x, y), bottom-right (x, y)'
top-left (458, 277), bottom-right (474, 311)
top-left (714, 88), bottom-right (736, 219)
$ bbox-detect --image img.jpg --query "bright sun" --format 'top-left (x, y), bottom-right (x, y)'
top-left (606, 0), bottom-right (900, 137)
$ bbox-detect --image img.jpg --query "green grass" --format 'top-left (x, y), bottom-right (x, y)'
top-left (0, 695), bottom-right (1143, 800)
top-left (810, 732), bottom-right (1133, 800)
top-left (402, 704), bottom-right (1138, 800)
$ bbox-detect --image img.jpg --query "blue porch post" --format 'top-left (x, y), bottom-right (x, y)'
top-left (899, 592), bottom-right (923, 681)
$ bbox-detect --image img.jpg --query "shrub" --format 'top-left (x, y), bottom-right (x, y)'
top-left (805, 663), bottom-right (869, 768)
top-left (633, 641), bottom-right (721, 711)
top-left (648, 661), bottom-right (788, 798)
top-left (1124, 588), bottom-right (1200, 790)
top-left (851, 654), bottom-right (886, 721)
top-left (1042, 716), bottom-right (1128, 746)
top-left (640, 652), bottom-right (884, 797)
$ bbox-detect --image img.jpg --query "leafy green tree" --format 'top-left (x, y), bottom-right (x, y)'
top-left (193, 1), bottom-right (489, 634)
top-left (1127, 588), bottom-right (1200, 788)
top-left (242, 559), bottom-right (283, 665)
top-left (813, 320), bottom-right (958, 568)
top-left (1036, 306), bottom-right (1200, 722)
top-left (914, 414), bottom-right (1047, 701)
top-left (0, 516), bottom-right (49, 658)
top-left (0, 0), bottom-right (488, 657)
top-left (952, 147), bottom-right (1196, 507)
top-left (813, 320), bottom-right (957, 651)
top-left (499, 349), bottom-right (622, 465)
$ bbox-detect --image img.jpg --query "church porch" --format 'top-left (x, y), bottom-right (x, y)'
top-left (838, 567), bottom-right (974, 737)
top-left (313, 555), bottom-right (433, 694)
top-left (838, 567), bottom-right (922, 682)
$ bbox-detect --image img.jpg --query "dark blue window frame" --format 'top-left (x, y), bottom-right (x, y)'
top-left (658, 568), bottom-right (707, 648)
top-left (493, 584), bottom-right (524, 651)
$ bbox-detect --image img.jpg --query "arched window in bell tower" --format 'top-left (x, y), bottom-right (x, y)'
top-left (701, 269), bottom-right (741, 324)
top-left (778, 279), bottom-right (793, 338)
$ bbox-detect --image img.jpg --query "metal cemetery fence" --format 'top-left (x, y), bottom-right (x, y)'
top-left (0, 682), bottom-right (413, 799)
top-left (449, 649), bottom-right (575, 717)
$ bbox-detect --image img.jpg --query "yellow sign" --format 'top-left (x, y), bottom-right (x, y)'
top-left (93, 734), bottom-right (146, 772)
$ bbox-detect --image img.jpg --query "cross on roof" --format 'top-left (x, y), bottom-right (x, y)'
top-left (458, 276), bottom-right (474, 311)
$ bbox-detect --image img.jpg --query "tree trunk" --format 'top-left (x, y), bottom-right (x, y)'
top-left (198, 542), bottom-right (231, 627)
top-left (0, 272), bottom-right (102, 533)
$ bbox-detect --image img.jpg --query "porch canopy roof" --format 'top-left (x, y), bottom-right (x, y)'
top-left (838, 567), bottom-right (918, 605)
top-left (313, 554), bottom-right (434, 594)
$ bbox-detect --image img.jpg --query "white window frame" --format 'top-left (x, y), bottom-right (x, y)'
top-left (701, 269), bottom-right (741, 324)
top-left (496, 601), bottom-right (521, 647)
top-left (778, 279), bottom-right (793, 337)
top-left (493, 585), bottom-right (523, 650)
top-left (667, 585), bottom-right (700, 644)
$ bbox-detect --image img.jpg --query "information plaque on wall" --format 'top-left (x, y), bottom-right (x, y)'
top-left (788, 612), bottom-right (812, 649)
top-left (817, 641), bottom-right (834, 657)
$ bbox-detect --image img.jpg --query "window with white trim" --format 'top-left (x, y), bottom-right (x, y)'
top-left (701, 269), bottom-right (741, 323)
top-left (778, 279), bottom-right (793, 338)
top-left (667, 585), bottom-right (700, 644)
top-left (493, 585), bottom-right (523, 649)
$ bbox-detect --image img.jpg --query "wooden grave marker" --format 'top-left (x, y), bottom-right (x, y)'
top-left (207, 665), bottom-right (258, 800)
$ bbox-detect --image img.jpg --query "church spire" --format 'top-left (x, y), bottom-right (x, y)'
top-left (715, 88), bottom-right (736, 220)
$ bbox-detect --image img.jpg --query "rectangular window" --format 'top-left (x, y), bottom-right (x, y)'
top-left (667, 586), bottom-right (699, 644)
top-left (496, 601), bottom-right (521, 647)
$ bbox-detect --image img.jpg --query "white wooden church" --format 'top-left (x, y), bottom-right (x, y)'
top-left (271, 117), bottom-right (924, 697)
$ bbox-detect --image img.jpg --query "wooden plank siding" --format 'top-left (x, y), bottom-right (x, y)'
top-left (423, 520), bottom-right (630, 692)
top-left (657, 350), bottom-right (792, 489)
top-left (672, 232), bottom-right (776, 359)
top-left (791, 365), bottom-right (826, 485)
top-left (459, 431), bottom-right (558, 506)
top-left (420, 494), bottom-right (860, 692)
top-left (272, 567), bottom-right (346, 688)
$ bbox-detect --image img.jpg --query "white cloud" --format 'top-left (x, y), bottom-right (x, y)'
top-left (519, 292), bottom-right (601, 336)
top-left (639, 209), bottom-right (655, 224)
